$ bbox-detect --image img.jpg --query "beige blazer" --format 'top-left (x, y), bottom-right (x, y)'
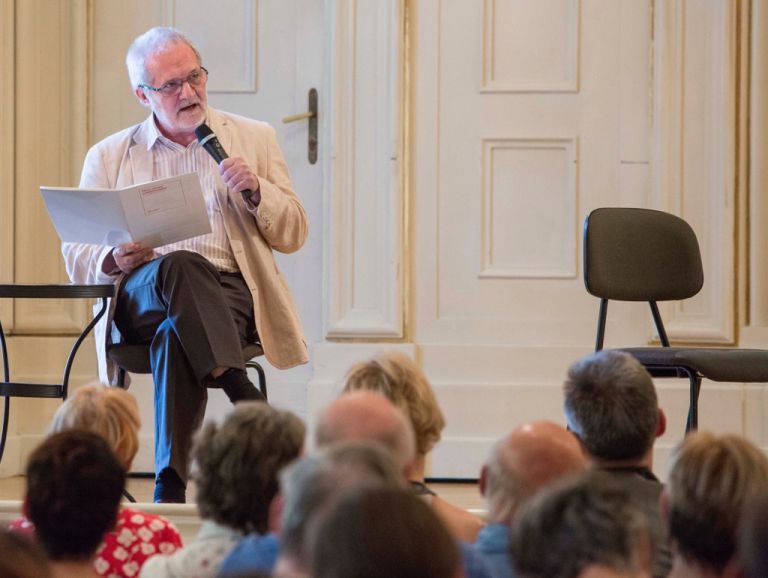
top-left (62, 107), bottom-right (309, 384)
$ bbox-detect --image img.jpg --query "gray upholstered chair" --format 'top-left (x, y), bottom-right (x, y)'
top-left (583, 207), bottom-right (768, 431)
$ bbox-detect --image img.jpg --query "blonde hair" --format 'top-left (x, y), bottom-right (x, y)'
top-left (667, 431), bottom-right (768, 572)
top-left (48, 384), bottom-right (140, 469)
top-left (342, 352), bottom-right (445, 455)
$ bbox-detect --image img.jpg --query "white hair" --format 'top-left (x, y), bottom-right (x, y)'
top-left (125, 26), bottom-right (202, 88)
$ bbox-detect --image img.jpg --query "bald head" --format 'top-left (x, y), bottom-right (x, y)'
top-left (315, 391), bottom-right (417, 476)
top-left (482, 420), bottom-right (587, 524)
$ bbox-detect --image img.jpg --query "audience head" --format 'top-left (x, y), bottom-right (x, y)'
top-left (665, 431), bottom-right (768, 575)
top-left (49, 383), bottom-right (140, 469)
top-left (0, 528), bottom-right (52, 578)
top-left (342, 351), bottom-right (445, 456)
top-left (192, 401), bottom-right (305, 534)
top-left (564, 350), bottom-right (664, 463)
top-left (25, 429), bottom-right (125, 562)
top-left (480, 420), bottom-right (587, 524)
top-left (308, 487), bottom-right (461, 578)
top-left (314, 390), bottom-right (416, 477)
top-left (277, 441), bottom-right (405, 574)
top-left (510, 471), bottom-right (652, 578)
top-left (739, 491), bottom-right (768, 578)
top-left (126, 26), bottom-right (201, 89)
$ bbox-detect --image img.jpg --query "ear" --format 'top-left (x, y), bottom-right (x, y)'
top-left (268, 492), bottom-right (284, 534)
top-left (656, 408), bottom-right (667, 438)
top-left (479, 465), bottom-right (488, 497)
top-left (134, 87), bottom-right (152, 107)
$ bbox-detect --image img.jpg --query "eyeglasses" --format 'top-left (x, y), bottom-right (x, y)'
top-left (138, 67), bottom-right (208, 97)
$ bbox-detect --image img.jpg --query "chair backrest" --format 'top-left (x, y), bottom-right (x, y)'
top-left (583, 207), bottom-right (704, 302)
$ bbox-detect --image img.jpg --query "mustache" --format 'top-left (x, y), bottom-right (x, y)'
top-left (177, 100), bottom-right (201, 112)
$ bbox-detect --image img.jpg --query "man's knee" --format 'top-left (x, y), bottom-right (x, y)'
top-left (158, 250), bottom-right (217, 278)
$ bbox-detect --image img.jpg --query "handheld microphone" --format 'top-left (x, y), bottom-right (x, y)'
top-left (195, 123), bottom-right (255, 202)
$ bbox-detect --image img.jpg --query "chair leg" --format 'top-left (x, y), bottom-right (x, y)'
top-left (0, 397), bottom-right (8, 464)
top-left (683, 370), bottom-right (702, 433)
top-left (246, 361), bottom-right (268, 401)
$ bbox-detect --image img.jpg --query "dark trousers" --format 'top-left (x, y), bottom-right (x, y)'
top-left (114, 250), bottom-right (255, 484)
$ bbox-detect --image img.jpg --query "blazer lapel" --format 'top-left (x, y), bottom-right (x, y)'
top-left (128, 144), bottom-right (153, 186)
top-left (208, 110), bottom-right (233, 217)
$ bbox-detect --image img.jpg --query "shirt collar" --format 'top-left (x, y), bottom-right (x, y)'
top-left (145, 113), bottom-right (204, 152)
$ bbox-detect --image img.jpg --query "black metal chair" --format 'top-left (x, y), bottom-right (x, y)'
top-left (0, 284), bottom-right (113, 463)
top-left (106, 341), bottom-right (268, 399)
top-left (583, 207), bottom-right (768, 432)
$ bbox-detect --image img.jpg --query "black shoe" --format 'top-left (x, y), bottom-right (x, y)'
top-left (215, 368), bottom-right (266, 404)
top-left (154, 468), bottom-right (186, 503)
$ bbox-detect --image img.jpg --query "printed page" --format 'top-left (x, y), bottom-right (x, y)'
top-left (120, 173), bottom-right (211, 247)
top-left (41, 186), bottom-right (132, 246)
top-left (40, 173), bottom-right (211, 248)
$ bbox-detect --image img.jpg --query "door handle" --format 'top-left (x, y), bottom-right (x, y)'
top-left (282, 88), bottom-right (318, 164)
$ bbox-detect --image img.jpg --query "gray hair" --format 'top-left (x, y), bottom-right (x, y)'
top-left (279, 441), bottom-right (405, 568)
top-left (192, 402), bottom-right (305, 534)
top-left (510, 471), bottom-right (651, 578)
top-left (563, 350), bottom-right (658, 461)
top-left (125, 26), bottom-right (202, 88)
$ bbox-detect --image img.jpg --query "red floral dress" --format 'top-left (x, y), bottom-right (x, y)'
top-left (8, 507), bottom-right (183, 578)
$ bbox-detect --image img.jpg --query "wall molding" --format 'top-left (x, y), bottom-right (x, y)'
top-left (324, 0), bottom-right (405, 338)
top-left (14, 0), bottom-right (91, 333)
top-left (0, 0), bottom-right (15, 327)
top-left (481, 0), bottom-right (580, 93)
top-left (652, 0), bottom-right (737, 344)
top-left (480, 137), bottom-right (578, 279)
top-left (162, 0), bottom-right (259, 93)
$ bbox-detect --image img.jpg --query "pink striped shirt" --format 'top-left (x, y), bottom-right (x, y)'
top-left (146, 119), bottom-right (239, 273)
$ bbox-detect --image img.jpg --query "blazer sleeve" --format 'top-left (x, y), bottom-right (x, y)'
top-left (249, 124), bottom-right (309, 254)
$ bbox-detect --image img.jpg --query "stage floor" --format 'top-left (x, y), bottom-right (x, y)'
top-left (0, 475), bottom-right (483, 511)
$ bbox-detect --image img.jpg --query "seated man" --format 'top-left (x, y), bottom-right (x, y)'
top-left (663, 431), bottom-right (768, 578)
top-left (509, 471), bottom-right (653, 578)
top-left (564, 350), bottom-right (671, 578)
top-left (62, 25), bottom-right (308, 502)
top-left (475, 420), bottom-right (587, 577)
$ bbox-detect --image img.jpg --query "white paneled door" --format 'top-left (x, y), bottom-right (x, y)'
top-left (413, 0), bottom-right (655, 477)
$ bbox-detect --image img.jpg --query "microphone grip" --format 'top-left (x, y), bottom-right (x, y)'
top-left (202, 139), bottom-right (229, 164)
top-left (197, 128), bottom-right (255, 203)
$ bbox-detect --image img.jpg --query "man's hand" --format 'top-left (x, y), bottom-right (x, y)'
top-left (103, 243), bottom-right (155, 275)
top-left (219, 157), bottom-right (261, 205)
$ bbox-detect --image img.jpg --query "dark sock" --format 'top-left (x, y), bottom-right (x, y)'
top-left (154, 468), bottom-right (186, 503)
top-left (215, 368), bottom-right (266, 403)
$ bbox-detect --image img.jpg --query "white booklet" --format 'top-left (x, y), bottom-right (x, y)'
top-left (40, 172), bottom-right (212, 248)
